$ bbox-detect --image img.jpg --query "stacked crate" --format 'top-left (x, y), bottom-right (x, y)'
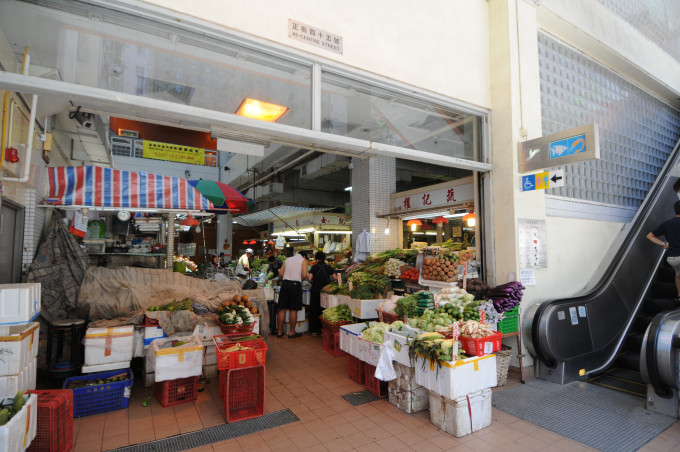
top-left (82, 325), bottom-right (134, 373)
top-left (147, 336), bottom-right (204, 407)
top-left (215, 333), bottom-right (267, 422)
top-left (27, 389), bottom-right (74, 452)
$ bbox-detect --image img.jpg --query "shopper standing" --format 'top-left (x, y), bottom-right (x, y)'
top-left (276, 248), bottom-right (307, 338)
top-left (308, 251), bottom-right (334, 337)
top-left (236, 248), bottom-right (253, 279)
top-left (647, 200), bottom-right (680, 300)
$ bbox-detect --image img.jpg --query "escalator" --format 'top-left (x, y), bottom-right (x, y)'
top-left (527, 137), bottom-right (680, 417)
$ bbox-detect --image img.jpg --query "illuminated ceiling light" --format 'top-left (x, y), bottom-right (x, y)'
top-left (344, 186), bottom-right (352, 191)
top-left (406, 219), bottom-right (422, 232)
top-left (249, 240), bottom-right (257, 245)
top-left (463, 211), bottom-right (476, 227)
top-left (242, 240), bottom-right (249, 245)
top-left (180, 215), bottom-right (199, 226)
top-left (235, 98), bottom-right (289, 122)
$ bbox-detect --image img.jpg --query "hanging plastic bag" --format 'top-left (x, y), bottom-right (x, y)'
top-left (375, 342), bottom-right (397, 381)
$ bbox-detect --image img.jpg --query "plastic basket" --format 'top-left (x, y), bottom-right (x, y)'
top-left (154, 376), bottom-right (198, 407)
top-left (27, 390), bottom-right (73, 452)
top-left (321, 318), bottom-right (351, 332)
top-left (377, 310), bottom-right (404, 324)
top-left (218, 333), bottom-right (263, 342)
top-left (214, 336), bottom-right (267, 371)
top-left (364, 363), bottom-right (388, 398)
top-left (497, 307), bottom-right (519, 334)
top-left (224, 366), bottom-right (265, 422)
top-left (347, 355), bottom-right (365, 384)
top-left (63, 369), bottom-right (133, 418)
top-left (459, 331), bottom-right (503, 357)
top-left (143, 315), bottom-right (159, 326)
top-left (323, 328), bottom-right (346, 357)
top-left (217, 320), bottom-right (257, 335)
top-left (495, 345), bottom-right (513, 386)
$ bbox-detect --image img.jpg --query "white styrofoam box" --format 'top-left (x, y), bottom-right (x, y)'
top-left (81, 361), bottom-right (131, 374)
top-left (428, 389), bottom-right (492, 437)
top-left (321, 293), bottom-right (340, 309)
top-left (0, 393), bottom-right (37, 452)
top-left (84, 325), bottom-right (134, 366)
top-left (203, 363), bottom-right (218, 378)
top-left (0, 357), bottom-right (36, 397)
top-left (348, 298), bottom-right (382, 319)
top-left (339, 322), bottom-right (365, 358)
top-left (357, 337), bottom-right (382, 367)
top-left (415, 353), bottom-right (497, 399)
top-left (144, 371), bottom-right (155, 387)
top-left (282, 319), bottom-right (309, 335)
top-left (0, 322), bottom-right (39, 376)
top-left (204, 348), bottom-right (217, 366)
top-left (0, 283), bottom-right (40, 325)
top-left (284, 309), bottom-right (305, 322)
top-left (133, 327), bottom-right (145, 358)
top-left (192, 324), bottom-right (222, 343)
top-left (388, 361), bottom-right (429, 414)
top-left (384, 329), bottom-right (418, 367)
top-left (303, 290), bottom-right (310, 306)
top-left (253, 315), bottom-right (261, 334)
top-left (144, 326), bottom-right (165, 340)
top-left (147, 335), bottom-right (204, 382)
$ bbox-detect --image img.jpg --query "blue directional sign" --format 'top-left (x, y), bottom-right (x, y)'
top-left (549, 134), bottom-right (586, 159)
top-left (521, 170), bottom-right (564, 192)
top-left (522, 175), bottom-right (536, 192)
top-left (518, 124), bottom-right (599, 173)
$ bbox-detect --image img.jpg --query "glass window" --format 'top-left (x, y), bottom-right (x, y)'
top-left (321, 71), bottom-right (483, 162)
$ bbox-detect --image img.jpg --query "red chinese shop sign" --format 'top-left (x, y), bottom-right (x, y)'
top-left (391, 178), bottom-right (474, 213)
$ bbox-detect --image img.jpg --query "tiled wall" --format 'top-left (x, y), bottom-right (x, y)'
top-left (351, 156), bottom-right (397, 255)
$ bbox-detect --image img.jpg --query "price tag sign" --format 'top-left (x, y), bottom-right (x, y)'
top-left (433, 292), bottom-right (440, 309)
top-left (348, 281), bottom-right (354, 292)
top-left (479, 309), bottom-right (486, 324)
top-left (452, 322), bottom-right (460, 341)
top-left (484, 340), bottom-right (494, 355)
top-left (462, 261), bottom-right (468, 290)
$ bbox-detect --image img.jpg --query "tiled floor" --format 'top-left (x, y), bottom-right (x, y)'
top-left (67, 334), bottom-right (680, 452)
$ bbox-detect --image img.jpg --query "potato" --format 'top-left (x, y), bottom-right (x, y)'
top-left (233, 294), bottom-right (241, 303)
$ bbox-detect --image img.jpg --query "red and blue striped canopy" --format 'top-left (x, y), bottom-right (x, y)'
top-left (47, 166), bottom-right (214, 211)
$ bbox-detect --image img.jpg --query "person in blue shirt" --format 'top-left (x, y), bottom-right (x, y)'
top-left (647, 200), bottom-right (680, 301)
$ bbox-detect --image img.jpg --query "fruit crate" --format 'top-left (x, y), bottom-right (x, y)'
top-left (347, 355), bottom-right (365, 384)
top-left (377, 310), bottom-right (404, 324)
top-left (154, 376), bottom-right (198, 407)
top-left (224, 366), bottom-right (265, 423)
top-left (218, 333), bottom-right (263, 342)
top-left (323, 328), bottom-right (346, 357)
top-left (321, 318), bottom-right (351, 332)
top-left (27, 389), bottom-right (73, 452)
top-left (364, 363), bottom-right (388, 398)
top-left (497, 307), bottom-right (519, 334)
top-left (217, 320), bottom-right (257, 335)
top-left (214, 336), bottom-right (267, 371)
top-left (459, 331), bottom-right (503, 357)
top-left (63, 369), bottom-right (133, 418)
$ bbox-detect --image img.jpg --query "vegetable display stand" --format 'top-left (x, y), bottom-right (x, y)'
top-left (215, 337), bottom-right (267, 370)
top-left (459, 331), bottom-right (502, 356)
top-left (217, 320), bottom-right (257, 335)
top-left (155, 376), bottom-right (199, 407)
top-left (364, 363), bottom-right (388, 398)
top-left (497, 307), bottom-right (519, 334)
top-left (63, 369), bottom-right (133, 417)
top-left (224, 366), bottom-right (265, 423)
top-left (323, 328), bottom-right (346, 357)
top-left (27, 389), bottom-right (74, 452)
top-left (347, 355), bottom-right (364, 384)
top-left (377, 310), bottom-right (403, 324)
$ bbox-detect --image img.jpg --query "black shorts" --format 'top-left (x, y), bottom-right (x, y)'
top-left (278, 280), bottom-right (303, 311)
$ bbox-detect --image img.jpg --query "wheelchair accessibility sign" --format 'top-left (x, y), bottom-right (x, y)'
top-left (521, 170), bottom-right (564, 192)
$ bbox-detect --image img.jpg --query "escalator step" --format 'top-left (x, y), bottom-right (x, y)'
top-left (644, 297), bottom-right (680, 316)
top-left (633, 314), bottom-right (655, 332)
top-left (656, 266), bottom-right (676, 283)
top-left (649, 282), bottom-right (677, 299)
top-left (623, 332), bottom-right (644, 352)
top-left (587, 372), bottom-right (646, 397)
top-left (614, 352), bottom-right (640, 373)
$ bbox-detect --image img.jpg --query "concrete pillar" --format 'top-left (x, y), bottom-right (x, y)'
top-left (351, 156), bottom-right (397, 255)
top-left (216, 213), bottom-right (233, 262)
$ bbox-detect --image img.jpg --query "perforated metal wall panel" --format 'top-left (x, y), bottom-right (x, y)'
top-left (538, 33), bottom-right (680, 220)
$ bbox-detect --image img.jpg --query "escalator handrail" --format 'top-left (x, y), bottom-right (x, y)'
top-left (646, 311), bottom-right (674, 398)
top-left (583, 250), bottom-right (666, 376)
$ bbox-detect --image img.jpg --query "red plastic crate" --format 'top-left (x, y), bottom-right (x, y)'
top-left (27, 389), bottom-right (73, 452)
top-left (459, 331), bottom-right (503, 356)
top-left (214, 336), bottom-right (268, 371)
top-left (219, 332), bottom-right (263, 341)
top-left (323, 328), bottom-right (346, 357)
top-left (217, 320), bottom-right (257, 335)
top-left (154, 376), bottom-right (198, 407)
top-left (224, 366), bottom-right (265, 423)
top-left (364, 363), bottom-right (388, 398)
top-left (321, 318), bottom-right (351, 332)
top-left (144, 315), bottom-right (159, 326)
top-left (347, 355), bottom-right (364, 384)
top-left (219, 370), bottom-right (225, 399)
top-left (377, 310), bottom-right (404, 324)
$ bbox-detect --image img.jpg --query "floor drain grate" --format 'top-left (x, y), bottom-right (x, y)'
top-left (111, 409), bottom-right (298, 452)
top-left (341, 390), bottom-right (381, 406)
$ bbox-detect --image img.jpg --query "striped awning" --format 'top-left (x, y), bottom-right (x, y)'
top-left (46, 166), bottom-right (214, 211)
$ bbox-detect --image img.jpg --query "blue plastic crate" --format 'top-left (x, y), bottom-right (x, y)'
top-left (63, 368), bottom-right (133, 417)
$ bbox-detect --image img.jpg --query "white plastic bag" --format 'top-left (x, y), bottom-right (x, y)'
top-left (375, 341), bottom-right (397, 381)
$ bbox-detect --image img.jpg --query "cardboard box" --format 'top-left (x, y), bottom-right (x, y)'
top-left (0, 393), bottom-right (37, 452)
top-left (415, 353), bottom-right (496, 399)
top-left (0, 283), bottom-right (40, 326)
top-left (0, 357), bottom-right (36, 396)
top-left (429, 388), bottom-right (492, 437)
top-left (0, 322), bottom-right (39, 376)
top-left (147, 335), bottom-right (204, 382)
top-left (84, 325), bottom-right (134, 367)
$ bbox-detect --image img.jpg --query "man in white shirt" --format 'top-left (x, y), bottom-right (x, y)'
top-left (276, 248), bottom-right (308, 338)
top-left (236, 248), bottom-right (253, 279)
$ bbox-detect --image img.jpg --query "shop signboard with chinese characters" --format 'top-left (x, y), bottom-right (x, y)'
top-left (288, 19), bottom-right (343, 54)
top-left (272, 213), bottom-right (351, 232)
top-left (391, 177), bottom-right (474, 213)
top-left (142, 140), bottom-right (205, 165)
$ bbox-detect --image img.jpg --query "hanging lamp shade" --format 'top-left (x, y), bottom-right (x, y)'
top-left (463, 211), bottom-right (476, 227)
top-left (242, 240), bottom-right (249, 245)
top-left (181, 215), bottom-right (199, 226)
top-left (249, 240), bottom-right (257, 245)
top-left (406, 219), bottom-right (422, 232)
top-left (432, 216), bottom-right (448, 224)
top-left (267, 240), bottom-right (274, 245)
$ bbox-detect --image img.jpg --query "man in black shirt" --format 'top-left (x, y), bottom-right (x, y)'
top-left (307, 251), bottom-right (334, 337)
top-left (647, 200), bottom-right (680, 300)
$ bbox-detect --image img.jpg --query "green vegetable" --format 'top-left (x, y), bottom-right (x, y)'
top-left (142, 396), bottom-right (151, 407)
top-left (12, 391), bottom-right (24, 414)
top-left (395, 295), bottom-right (419, 318)
top-left (320, 304), bottom-right (353, 323)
